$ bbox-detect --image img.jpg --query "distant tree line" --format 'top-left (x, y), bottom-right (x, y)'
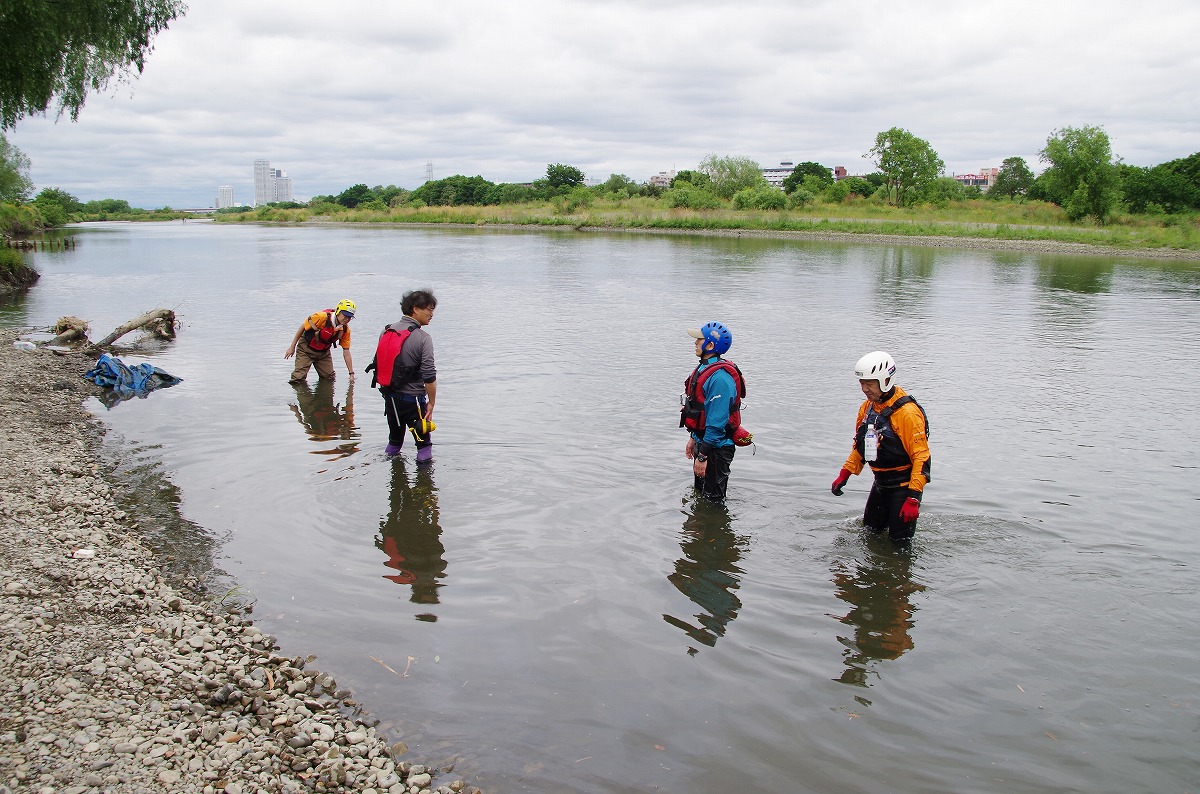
top-left (302, 128), bottom-right (1191, 226)
top-left (3, 129), bottom-right (1199, 235)
top-left (856, 124), bottom-right (1200, 223)
top-left (306, 163), bottom-right (671, 211)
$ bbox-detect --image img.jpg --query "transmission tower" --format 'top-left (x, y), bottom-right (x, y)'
top-left (425, 160), bottom-right (434, 182)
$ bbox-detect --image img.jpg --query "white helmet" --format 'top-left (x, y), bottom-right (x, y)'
top-left (855, 351), bottom-right (897, 391)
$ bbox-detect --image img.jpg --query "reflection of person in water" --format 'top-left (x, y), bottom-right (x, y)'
top-left (288, 379), bottom-right (359, 458)
top-left (375, 460), bottom-right (447, 616)
top-left (662, 500), bottom-right (748, 653)
top-left (831, 536), bottom-right (926, 689)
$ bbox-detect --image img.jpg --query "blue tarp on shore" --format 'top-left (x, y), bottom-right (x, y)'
top-left (84, 353), bottom-right (182, 407)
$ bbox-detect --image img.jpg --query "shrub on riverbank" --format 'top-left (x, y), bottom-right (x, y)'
top-left (72, 207), bottom-right (189, 222)
top-left (0, 201), bottom-right (47, 236)
top-left (0, 247), bottom-right (39, 293)
top-left (0, 247), bottom-right (22, 273)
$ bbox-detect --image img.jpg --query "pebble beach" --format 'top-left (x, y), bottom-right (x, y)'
top-left (0, 329), bottom-right (477, 794)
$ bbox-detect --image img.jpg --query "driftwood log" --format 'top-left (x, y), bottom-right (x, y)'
top-left (48, 327), bottom-right (87, 346)
top-left (89, 309), bottom-right (177, 350)
top-left (48, 316), bottom-right (90, 347)
top-left (30, 309), bottom-right (178, 353)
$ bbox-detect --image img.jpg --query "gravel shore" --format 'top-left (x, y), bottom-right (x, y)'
top-left (0, 329), bottom-right (477, 794)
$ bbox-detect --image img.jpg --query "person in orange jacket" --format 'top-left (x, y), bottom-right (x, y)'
top-left (831, 351), bottom-right (931, 541)
top-left (284, 299), bottom-right (356, 383)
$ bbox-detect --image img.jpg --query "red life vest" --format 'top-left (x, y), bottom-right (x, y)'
top-left (303, 310), bottom-right (343, 352)
top-left (367, 326), bottom-right (416, 389)
top-left (680, 359), bottom-right (746, 437)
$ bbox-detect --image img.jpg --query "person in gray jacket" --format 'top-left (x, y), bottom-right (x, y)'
top-left (379, 290), bottom-right (438, 463)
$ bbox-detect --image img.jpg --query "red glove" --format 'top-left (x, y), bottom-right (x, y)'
top-left (899, 496), bottom-right (921, 523)
top-left (831, 468), bottom-right (851, 496)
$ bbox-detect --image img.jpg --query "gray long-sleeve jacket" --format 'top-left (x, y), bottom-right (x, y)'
top-left (384, 317), bottom-right (436, 397)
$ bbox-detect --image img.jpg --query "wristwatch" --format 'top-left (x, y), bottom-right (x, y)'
top-left (695, 454), bottom-right (708, 462)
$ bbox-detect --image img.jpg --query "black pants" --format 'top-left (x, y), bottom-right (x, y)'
top-left (383, 392), bottom-right (431, 449)
top-left (864, 484), bottom-right (919, 541)
top-left (694, 445), bottom-right (735, 504)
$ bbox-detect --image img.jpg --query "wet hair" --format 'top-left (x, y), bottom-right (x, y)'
top-left (401, 289), bottom-right (438, 316)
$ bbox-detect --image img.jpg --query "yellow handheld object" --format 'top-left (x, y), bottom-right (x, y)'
top-left (410, 414), bottom-right (437, 443)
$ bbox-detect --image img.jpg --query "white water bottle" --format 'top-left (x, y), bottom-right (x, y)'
top-left (864, 423), bottom-right (878, 462)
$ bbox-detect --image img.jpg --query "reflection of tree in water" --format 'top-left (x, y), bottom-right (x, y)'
top-left (871, 247), bottom-right (937, 323)
top-left (831, 536), bottom-right (926, 693)
top-left (875, 246), bottom-right (938, 281)
top-left (288, 379), bottom-right (359, 459)
top-left (662, 500), bottom-right (749, 654)
top-left (375, 461), bottom-right (446, 619)
top-left (1034, 255), bottom-right (1114, 295)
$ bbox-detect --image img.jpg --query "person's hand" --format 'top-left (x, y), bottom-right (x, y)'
top-left (284, 345), bottom-right (295, 360)
top-left (900, 496), bottom-right (921, 523)
top-left (348, 371), bottom-right (356, 383)
top-left (685, 437), bottom-right (696, 460)
top-left (831, 468), bottom-right (851, 496)
top-left (693, 457), bottom-right (707, 477)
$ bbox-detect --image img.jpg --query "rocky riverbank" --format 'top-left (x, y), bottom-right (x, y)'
top-left (0, 329), bottom-right (477, 794)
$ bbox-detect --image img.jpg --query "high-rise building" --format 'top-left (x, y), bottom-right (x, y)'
top-left (216, 185), bottom-right (235, 209)
top-left (253, 160), bottom-right (296, 205)
top-left (253, 159), bottom-right (272, 206)
top-left (274, 171), bottom-right (293, 203)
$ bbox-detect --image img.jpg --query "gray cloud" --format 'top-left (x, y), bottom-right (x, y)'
top-left (8, 0), bottom-right (1199, 206)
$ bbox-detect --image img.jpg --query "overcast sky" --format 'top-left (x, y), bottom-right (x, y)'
top-left (8, 0), bottom-right (1199, 208)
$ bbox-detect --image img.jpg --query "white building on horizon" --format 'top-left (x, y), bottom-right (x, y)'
top-left (253, 159), bottom-right (294, 205)
top-left (648, 170), bottom-right (676, 188)
top-left (274, 174), bottom-right (293, 203)
top-left (762, 161), bottom-right (795, 190)
top-left (951, 167), bottom-right (999, 190)
top-left (253, 159), bottom-right (271, 205)
top-left (215, 185), bottom-right (235, 209)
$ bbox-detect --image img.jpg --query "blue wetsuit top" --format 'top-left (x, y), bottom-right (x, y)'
top-left (689, 359), bottom-right (737, 451)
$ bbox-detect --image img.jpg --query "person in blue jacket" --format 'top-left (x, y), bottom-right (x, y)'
top-left (681, 322), bottom-right (744, 504)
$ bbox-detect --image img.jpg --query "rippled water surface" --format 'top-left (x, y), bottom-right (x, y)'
top-left (7, 222), bottom-right (1200, 792)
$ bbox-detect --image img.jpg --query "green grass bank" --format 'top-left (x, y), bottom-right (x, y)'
top-left (213, 197), bottom-right (1200, 260)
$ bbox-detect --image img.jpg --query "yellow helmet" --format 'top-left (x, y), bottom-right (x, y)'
top-left (335, 299), bottom-right (356, 317)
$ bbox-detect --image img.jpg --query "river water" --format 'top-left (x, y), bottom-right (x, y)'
top-left (6, 221), bottom-right (1199, 792)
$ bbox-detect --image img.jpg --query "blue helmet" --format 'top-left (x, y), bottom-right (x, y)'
top-left (695, 321), bottom-right (732, 355)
